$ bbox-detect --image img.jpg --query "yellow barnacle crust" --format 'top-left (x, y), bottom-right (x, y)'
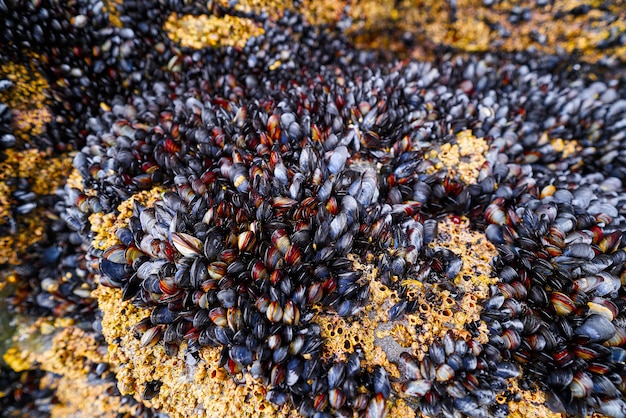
top-left (0, 149), bottom-right (73, 197)
top-left (505, 379), bottom-right (562, 418)
top-left (299, 0), bottom-right (345, 26)
top-left (164, 14), bottom-right (265, 50)
top-left (0, 215), bottom-right (46, 265)
top-left (95, 284), bottom-right (299, 417)
top-left (2, 317), bottom-right (148, 417)
top-left (0, 56), bottom-right (74, 264)
top-left (314, 215), bottom-right (507, 413)
top-left (90, 186), bottom-right (167, 250)
top-left (383, 216), bottom-right (497, 360)
top-left (0, 59), bottom-right (51, 142)
top-left (0, 182), bottom-right (11, 226)
top-left (390, 398), bottom-right (417, 418)
top-left (435, 215), bottom-right (496, 293)
top-left (102, 0), bottom-right (123, 28)
top-left (0, 150), bottom-right (72, 264)
top-left (66, 167), bottom-right (85, 191)
top-left (215, 0), bottom-right (293, 20)
top-left (315, 254), bottom-right (400, 362)
top-left (347, 0), bottom-right (626, 64)
top-left (310, 214), bottom-right (556, 416)
top-left (428, 130), bottom-right (488, 184)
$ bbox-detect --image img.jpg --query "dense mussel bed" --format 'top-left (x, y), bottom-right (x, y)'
top-left (1, 0), bottom-right (626, 417)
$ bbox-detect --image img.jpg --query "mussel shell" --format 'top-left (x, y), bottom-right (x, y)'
top-left (575, 314), bottom-right (616, 343)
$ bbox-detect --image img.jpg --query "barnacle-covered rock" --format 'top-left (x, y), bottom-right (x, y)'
top-left (164, 14), bottom-right (265, 50)
top-left (1, 0), bottom-right (625, 417)
top-left (95, 284), bottom-right (296, 417)
top-left (347, 0), bottom-right (626, 64)
top-left (2, 317), bottom-right (154, 417)
top-left (0, 58), bottom-right (51, 143)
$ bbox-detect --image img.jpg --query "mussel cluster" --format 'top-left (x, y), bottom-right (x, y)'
top-left (0, 368), bottom-right (54, 416)
top-left (482, 175), bottom-right (626, 416)
top-left (2, 0), bottom-right (626, 417)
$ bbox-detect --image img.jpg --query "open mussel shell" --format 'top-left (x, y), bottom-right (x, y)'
top-left (171, 232), bottom-right (203, 257)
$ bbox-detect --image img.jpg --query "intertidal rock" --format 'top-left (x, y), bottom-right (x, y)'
top-left (1, 0), bottom-right (625, 417)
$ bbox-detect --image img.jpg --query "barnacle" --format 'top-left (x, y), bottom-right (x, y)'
top-left (3, 318), bottom-right (150, 417)
top-left (347, 0), bottom-right (626, 63)
top-left (90, 186), bottom-right (166, 250)
top-left (215, 0), bottom-right (294, 20)
top-left (164, 14), bottom-right (265, 50)
top-left (430, 131), bottom-right (489, 185)
top-left (0, 149), bottom-right (72, 264)
top-left (0, 59), bottom-right (50, 141)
